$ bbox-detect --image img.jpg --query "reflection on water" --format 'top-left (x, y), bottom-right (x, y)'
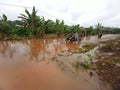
top-left (0, 39), bottom-right (111, 90)
top-left (0, 39), bottom-right (75, 61)
top-left (0, 39), bottom-right (81, 62)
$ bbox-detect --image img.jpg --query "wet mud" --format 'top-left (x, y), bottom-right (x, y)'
top-left (0, 34), bottom-right (118, 90)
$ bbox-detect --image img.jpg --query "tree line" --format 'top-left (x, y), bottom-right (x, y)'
top-left (0, 6), bottom-right (120, 40)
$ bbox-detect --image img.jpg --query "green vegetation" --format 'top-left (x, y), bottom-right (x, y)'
top-left (80, 61), bottom-right (91, 69)
top-left (79, 44), bottom-right (97, 53)
top-left (0, 6), bottom-right (120, 40)
top-left (81, 54), bottom-right (94, 69)
top-left (87, 54), bottom-right (93, 62)
top-left (93, 37), bottom-right (120, 90)
top-left (74, 60), bottom-right (92, 69)
top-left (74, 61), bottom-right (81, 68)
top-left (75, 54), bottom-right (94, 69)
top-left (106, 42), bottom-right (114, 47)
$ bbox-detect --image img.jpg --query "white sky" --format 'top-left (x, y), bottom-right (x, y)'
top-left (0, 0), bottom-right (120, 27)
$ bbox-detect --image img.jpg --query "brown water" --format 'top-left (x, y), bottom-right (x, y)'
top-left (0, 38), bottom-right (112, 90)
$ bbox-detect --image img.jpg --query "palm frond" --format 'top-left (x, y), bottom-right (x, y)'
top-left (2, 14), bottom-right (7, 22)
top-left (18, 16), bottom-right (27, 20)
top-left (20, 14), bottom-right (27, 18)
top-left (25, 9), bottom-right (31, 19)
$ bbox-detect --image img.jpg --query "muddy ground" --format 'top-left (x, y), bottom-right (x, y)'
top-left (94, 36), bottom-right (120, 90)
top-left (0, 34), bottom-right (119, 90)
top-left (48, 34), bottom-right (120, 90)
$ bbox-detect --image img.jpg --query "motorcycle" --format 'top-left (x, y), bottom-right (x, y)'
top-left (66, 35), bottom-right (81, 43)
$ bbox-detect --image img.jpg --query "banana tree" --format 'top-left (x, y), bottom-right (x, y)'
top-left (70, 24), bottom-right (80, 32)
top-left (44, 19), bottom-right (56, 34)
top-left (0, 14), bottom-right (11, 39)
top-left (0, 14), bottom-right (7, 23)
top-left (60, 20), bottom-right (65, 33)
top-left (55, 19), bottom-right (60, 32)
top-left (38, 16), bottom-right (46, 38)
top-left (95, 23), bottom-right (103, 34)
top-left (18, 6), bottom-right (40, 37)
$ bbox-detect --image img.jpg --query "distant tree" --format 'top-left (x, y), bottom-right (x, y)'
top-left (87, 26), bottom-right (95, 35)
top-left (55, 19), bottom-right (60, 32)
top-left (70, 24), bottom-right (81, 32)
top-left (95, 23), bottom-right (103, 34)
top-left (60, 20), bottom-right (65, 33)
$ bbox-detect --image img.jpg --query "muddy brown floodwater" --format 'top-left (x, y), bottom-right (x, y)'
top-left (0, 36), bottom-right (114, 90)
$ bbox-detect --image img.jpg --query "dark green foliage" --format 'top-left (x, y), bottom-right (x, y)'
top-left (0, 8), bottom-right (120, 40)
top-left (0, 14), bottom-right (12, 39)
top-left (103, 27), bottom-right (120, 34)
top-left (87, 26), bottom-right (95, 35)
top-left (16, 27), bottom-right (32, 37)
top-left (0, 24), bottom-right (11, 34)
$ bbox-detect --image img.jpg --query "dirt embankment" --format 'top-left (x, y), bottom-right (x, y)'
top-left (94, 36), bottom-right (120, 90)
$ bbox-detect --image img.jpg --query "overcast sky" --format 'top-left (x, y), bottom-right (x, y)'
top-left (0, 0), bottom-right (120, 27)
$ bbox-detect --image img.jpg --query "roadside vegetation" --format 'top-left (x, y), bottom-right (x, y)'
top-left (79, 44), bottom-right (97, 53)
top-left (0, 6), bottom-right (120, 89)
top-left (72, 36), bottom-right (120, 90)
top-left (93, 37), bottom-right (120, 90)
top-left (0, 6), bottom-right (120, 40)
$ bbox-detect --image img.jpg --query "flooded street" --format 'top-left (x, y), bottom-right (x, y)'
top-left (0, 34), bottom-right (117, 90)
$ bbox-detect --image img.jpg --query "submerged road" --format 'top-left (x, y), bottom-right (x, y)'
top-left (0, 34), bottom-right (119, 90)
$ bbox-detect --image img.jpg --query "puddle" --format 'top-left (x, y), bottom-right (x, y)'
top-left (0, 38), bottom-right (112, 90)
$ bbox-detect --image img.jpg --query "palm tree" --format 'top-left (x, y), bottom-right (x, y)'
top-left (31, 6), bottom-right (39, 36)
top-left (18, 6), bottom-right (40, 37)
top-left (18, 9), bottom-right (31, 27)
top-left (71, 24), bottom-right (80, 32)
top-left (44, 19), bottom-right (55, 34)
top-left (95, 23), bottom-right (103, 34)
top-left (0, 14), bottom-right (11, 39)
top-left (0, 14), bottom-right (7, 23)
top-left (87, 26), bottom-right (94, 35)
top-left (60, 20), bottom-right (65, 33)
top-left (39, 16), bottom-right (46, 38)
top-left (55, 19), bottom-right (60, 32)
